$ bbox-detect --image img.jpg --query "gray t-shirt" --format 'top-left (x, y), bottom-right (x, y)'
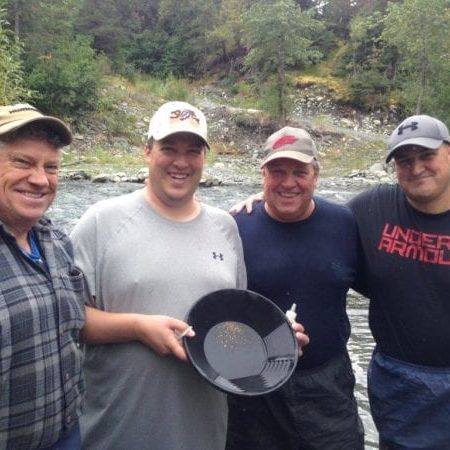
top-left (71, 189), bottom-right (246, 450)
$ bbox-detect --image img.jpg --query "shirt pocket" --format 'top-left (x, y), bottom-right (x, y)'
top-left (58, 265), bottom-right (87, 334)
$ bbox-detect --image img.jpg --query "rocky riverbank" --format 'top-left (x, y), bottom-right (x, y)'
top-left (61, 78), bottom-right (398, 187)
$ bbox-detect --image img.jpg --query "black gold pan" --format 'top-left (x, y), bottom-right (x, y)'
top-left (184, 288), bottom-right (298, 396)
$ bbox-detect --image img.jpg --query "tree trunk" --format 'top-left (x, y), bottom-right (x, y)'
top-left (416, 54), bottom-right (427, 114)
top-left (13, 0), bottom-right (20, 39)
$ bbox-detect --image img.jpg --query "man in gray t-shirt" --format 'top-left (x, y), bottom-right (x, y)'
top-left (72, 102), bottom-right (308, 450)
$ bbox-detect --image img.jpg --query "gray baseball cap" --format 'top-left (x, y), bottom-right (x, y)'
top-left (386, 115), bottom-right (450, 163)
top-left (261, 126), bottom-right (318, 168)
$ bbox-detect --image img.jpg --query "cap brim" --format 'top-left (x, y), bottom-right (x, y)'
top-left (386, 137), bottom-right (442, 162)
top-left (261, 150), bottom-right (314, 168)
top-left (151, 129), bottom-right (210, 149)
top-left (0, 116), bottom-right (72, 146)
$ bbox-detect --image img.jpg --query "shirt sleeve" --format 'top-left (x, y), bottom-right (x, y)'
top-left (70, 206), bottom-right (98, 303)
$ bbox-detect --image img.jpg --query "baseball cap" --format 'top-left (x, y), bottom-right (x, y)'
top-left (147, 101), bottom-right (209, 148)
top-left (386, 115), bottom-right (450, 163)
top-left (0, 103), bottom-right (72, 146)
top-left (260, 126), bottom-right (318, 168)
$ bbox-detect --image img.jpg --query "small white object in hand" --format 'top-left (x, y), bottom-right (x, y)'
top-left (177, 325), bottom-right (193, 339)
top-left (285, 303), bottom-right (297, 324)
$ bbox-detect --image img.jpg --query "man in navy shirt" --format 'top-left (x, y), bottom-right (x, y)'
top-left (226, 127), bottom-right (364, 450)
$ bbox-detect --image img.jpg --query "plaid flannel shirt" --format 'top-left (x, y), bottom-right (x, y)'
top-left (0, 217), bottom-right (87, 449)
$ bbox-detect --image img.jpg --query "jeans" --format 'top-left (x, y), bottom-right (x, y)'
top-left (43, 423), bottom-right (81, 450)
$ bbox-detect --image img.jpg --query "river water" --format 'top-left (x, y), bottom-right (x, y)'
top-left (49, 179), bottom-right (378, 448)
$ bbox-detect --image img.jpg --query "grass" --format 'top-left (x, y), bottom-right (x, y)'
top-left (319, 137), bottom-right (386, 176)
top-left (61, 146), bottom-right (143, 174)
top-left (133, 73), bottom-right (192, 103)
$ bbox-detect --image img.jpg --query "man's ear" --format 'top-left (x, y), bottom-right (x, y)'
top-left (144, 143), bottom-right (152, 156)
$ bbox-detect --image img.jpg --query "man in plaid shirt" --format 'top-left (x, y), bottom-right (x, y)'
top-left (0, 104), bottom-right (88, 449)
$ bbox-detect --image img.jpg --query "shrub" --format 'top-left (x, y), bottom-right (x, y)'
top-left (27, 35), bottom-right (102, 122)
top-left (349, 70), bottom-right (391, 111)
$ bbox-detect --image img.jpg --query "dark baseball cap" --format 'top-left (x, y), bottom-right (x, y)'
top-left (386, 115), bottom-right (450, 163)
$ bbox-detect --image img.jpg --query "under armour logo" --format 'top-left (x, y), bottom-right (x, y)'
top-left (397, 121), bottom-right (418, 135)
top-left (169, 109), bottom-right (200, 123)
top-left (212, 252), bottom-right (224, 261)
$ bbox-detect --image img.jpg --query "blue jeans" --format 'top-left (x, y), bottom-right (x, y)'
top-left (43, 423), bottom-right (81, 450)
top-left (369, 350), bottom-right (450, 449)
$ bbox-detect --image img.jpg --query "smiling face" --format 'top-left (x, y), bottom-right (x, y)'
top-left (393, 143), bottom-right (450, 213)
top-left (144, 132), bottom-right (206, 215)
top-left (0, 138), bottom-right (60, 238)
top-left (262, 158), bottom-right (319, 222)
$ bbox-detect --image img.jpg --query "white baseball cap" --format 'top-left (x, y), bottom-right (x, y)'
top-left (147, 101), bottom-right (209, 148)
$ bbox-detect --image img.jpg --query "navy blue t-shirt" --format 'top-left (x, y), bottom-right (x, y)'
top-left (234, 197), bottom-right (359, 370)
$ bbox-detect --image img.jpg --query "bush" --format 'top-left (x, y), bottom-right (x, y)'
top-left (0, 3), bottom-right (29, 103)
top-left (349, 70), bottom-right (391, 111)
top-left (27, 35), bottom-right (102, 122)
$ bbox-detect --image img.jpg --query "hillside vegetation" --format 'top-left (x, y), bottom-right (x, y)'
top-left (2, 0), bottom-right (449, 176)
top-left (60, 74), bottom-right (390, 179)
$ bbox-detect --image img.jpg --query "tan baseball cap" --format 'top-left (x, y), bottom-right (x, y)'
top-left (147, 101), bottom-right (209, 148)
top-left (0, 103), bottom-right (72, 145)
top-left (260, 126), bottom-right (318, 168)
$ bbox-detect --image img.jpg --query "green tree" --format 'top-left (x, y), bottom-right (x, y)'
top-left (8, 0), bottom-right (81, 62)
top-left (156, 0), bottom-right (220, 76)
top-left (2, 0), bottom-right (104, 119)
top-left (343, 10), bottom-right (396, 111)
top-left (243, 0), bottom-right (323, 121)
top-left (0, 0), bottom-right (27, 103)
top-left (27, 36), bottom-right (102, 121)
top-left (382, 0), bottom-right (450, 117)
top-left (206, 0), bottom-right (252, 73)
top-left (319, 0), bottom-right (354, 38)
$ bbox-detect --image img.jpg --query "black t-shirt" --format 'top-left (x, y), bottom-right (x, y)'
top-left (349, 184), bottom-right (450, 366)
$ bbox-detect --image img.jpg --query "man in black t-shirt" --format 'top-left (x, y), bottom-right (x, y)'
top-left (349, 114), bottom-right (450, 450)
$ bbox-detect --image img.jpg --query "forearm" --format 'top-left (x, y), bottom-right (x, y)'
top-left (79, 304), bottom-right (194, 362)
top-left (80, 305), bottom-right (141, 344)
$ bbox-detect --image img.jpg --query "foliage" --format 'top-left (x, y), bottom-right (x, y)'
top-left (11, 0), bottom-right (82, 61)
top-left (1, 0), bottom-right (450, 126)
top-left (349, 70), bottom-right (391, 111)
top-left (0, 0), bottom-right (28, 103)
top-left (319, 0), bottom-right (355, 38)
top-left (242, 0), bottom-right (323, 121)
top-left (205, 0), bottom-right (252, 72)
top-left (135, 74), bottom-right (192, 102)
top-left (382, 0), bottom-right (450, 120)
top-left (61, 146), bottom-right (143, 167)
top-left (258, 80), bottom-right (295, 120)
top-left (27, 36), bottom-right (103, 122)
